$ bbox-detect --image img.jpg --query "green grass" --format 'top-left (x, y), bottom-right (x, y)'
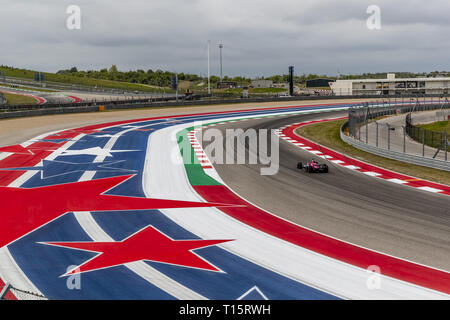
top-left (296, 119), bottom-right (450, 185)
top-left (221, 87), bottom-right (287, 95)
top-left (411, 121), bottom-right (449, 148)
top-left (176, 128), bottom-right (221, 186)
top-left (0, 84), bottom-right (58, 93)
top-left (16, 86), bottom-right (58, 93)
top-left (307, 86), bottom-right (331, 90)
top-left (0, 67), bottom-right (170, 93)
top-left (3, 92), bottom-right (39, 105)
top-left (250, 87), bottom-right (288, 93)
top-left (418, 121), bottom-right (449, 133)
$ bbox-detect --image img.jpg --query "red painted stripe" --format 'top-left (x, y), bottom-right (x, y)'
top-left (33, 96), bottom-right (46, 104)
top-left (68, 95), bottom-right (82, 103)
top-left (282, 119), bottom-right (450, 194)
top-left (193, 184), bottom-right (450, 294)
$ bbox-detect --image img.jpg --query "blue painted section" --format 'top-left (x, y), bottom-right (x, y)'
top-left (0, 160), bottom-right (135, 179)
top-left (92, 211), bottom-right (337, 300)
top-left (9, 213), bottom-right (174, 300)
top-left (7, 104), bottom-right (352, 299)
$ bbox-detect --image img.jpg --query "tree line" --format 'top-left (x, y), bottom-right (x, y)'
top-left (5, 65), bottom-right (450, 89)
top-left (56, 66), bottom-right (331, 86)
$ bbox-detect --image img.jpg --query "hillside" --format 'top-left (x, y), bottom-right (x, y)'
top-left (0, 66), bottom-right (171, 93)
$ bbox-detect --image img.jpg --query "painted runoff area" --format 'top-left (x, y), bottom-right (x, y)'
top-left (0, 102), bottom-right (448, 300)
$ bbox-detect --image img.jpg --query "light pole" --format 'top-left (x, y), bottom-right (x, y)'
top-left (207, 40), bottom-right (211, 95)
top-left (219, 43), bottom-right (223, 81)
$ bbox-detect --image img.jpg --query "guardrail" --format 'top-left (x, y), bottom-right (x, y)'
top-left (2, 92), bottom-right (448, 112)
top-left (347, 98), bottom-right (450, 138)
top-left (0, 94), bottom-right (365, 119)
top-left (0, 94), bottom-right (184, 112)
top-left (0, 93), bottom-right (410, 119)
top-left (341, 117), bottom-right (450, 172)
top-left (1, 92), bottom-right (450, 123)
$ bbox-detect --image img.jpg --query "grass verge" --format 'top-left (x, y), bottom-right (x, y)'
top-left (0, 67), bottom-right (170, 93)
top-left (296, 119), bottom-right (450, 185)
top-left (418, 120), bottom-right (449, 133)
top-left (222, 87), bottom-right (288, 95)
top-left (3, 92), bottom-right (39, 105)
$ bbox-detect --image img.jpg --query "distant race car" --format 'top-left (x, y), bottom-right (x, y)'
top-left (297, 160), bottom-right (329, 173)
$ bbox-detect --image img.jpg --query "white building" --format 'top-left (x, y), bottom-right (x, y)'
top-left (330, 73), bottom-right (450, 96)
top-left (250, 79), bottom-right (273, 88)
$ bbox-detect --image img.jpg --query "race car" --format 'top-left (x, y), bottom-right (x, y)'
top-left (297, 160), bottom-right (329, 173)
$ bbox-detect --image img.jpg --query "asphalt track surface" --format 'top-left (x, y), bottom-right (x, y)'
top-left (209, 110), bottom-right (450, 271)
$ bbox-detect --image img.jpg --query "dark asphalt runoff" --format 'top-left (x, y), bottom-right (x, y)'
top-left (204, 110), bottom-right (450, 271)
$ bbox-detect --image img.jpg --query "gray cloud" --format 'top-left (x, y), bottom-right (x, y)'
top-left (1, 0), bottom-right (449, 77)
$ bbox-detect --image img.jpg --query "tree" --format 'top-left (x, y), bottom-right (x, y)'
top-left (109, 65), bottom-right (118, 74)
top-left (210, 76), bottom-right (220, 83)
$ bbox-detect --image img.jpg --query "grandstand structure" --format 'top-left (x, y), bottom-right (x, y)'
top-left (331, 73), bottom-right (450, 96)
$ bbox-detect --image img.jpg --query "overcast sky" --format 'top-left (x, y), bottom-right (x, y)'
top-left (1, 0), bottom-right (449, 77)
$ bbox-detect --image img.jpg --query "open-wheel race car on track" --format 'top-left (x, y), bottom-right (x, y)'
top-left (297, 160), bottom-right (329, 173)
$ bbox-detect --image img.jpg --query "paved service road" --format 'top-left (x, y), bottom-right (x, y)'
top-left (206, 110), bottom-right (450, 271)
top-left (359, 110), bottom-right (448, 161)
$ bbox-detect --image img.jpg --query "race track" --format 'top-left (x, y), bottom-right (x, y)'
top-left (0, 102), bottom-right (449, 300)
top-left (0, 86), bottom-right (81, 104)
top-left (210, 112), bottom-right (450, 270)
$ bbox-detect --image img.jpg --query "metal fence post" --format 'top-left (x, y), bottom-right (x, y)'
top-left (403, 126), bottom-right (406, 153)
top-left (387, 123), bottom-right (391, 150)
top-left (445, 132), bottom-right (448, 161)
top-left (422, 128), bottom-right (425, 157)
top-left (365, 117), bottom-right (368, 144)
top-left (376, 122), bottom-right (379, 147)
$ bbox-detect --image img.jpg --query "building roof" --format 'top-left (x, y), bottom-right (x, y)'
top-left (336, 77), bottom-right (450, 83)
